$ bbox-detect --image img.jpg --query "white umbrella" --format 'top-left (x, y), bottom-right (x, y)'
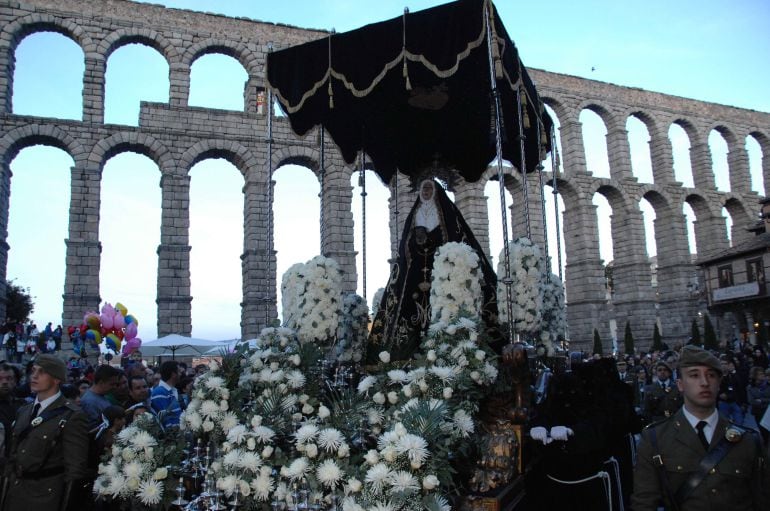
top-left (140, 334), bottom-right (221, 358)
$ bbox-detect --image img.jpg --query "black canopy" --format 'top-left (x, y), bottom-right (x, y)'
top-left (267, 0), bottom-right (552, 184)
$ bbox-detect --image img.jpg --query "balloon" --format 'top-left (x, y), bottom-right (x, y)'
top-left (101, 312), bottom-right (114, 330)
top-left (86, 329), bottom-right (102, 345)
top-left (85, 313), bottom-right (101, 331)
top-left (115, 302), bottom-right (128, 317)
top-left (125, 322), bottom-right (138, 341)
top-left (113, 312), bottom-right (126, 330)
top-left (116, 329), bottom-right (124, 340)
top-left (67, 326), bottom-right (76, 336)
top-left (105, 337), bottom-right (117, 351)
top-left (106, 333), bottom-right (121, 352)
top-left (101, 303), bottom-right (115, 317)
top-left (123, 338), bottom-right (142, 355)
top-left (79, 324), bottom-right (88, 335)
top-left (125, 314), bottom-right (139, 327)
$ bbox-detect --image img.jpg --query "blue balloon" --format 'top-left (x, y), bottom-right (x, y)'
top-left (106, 338), bottom-right (117, 351)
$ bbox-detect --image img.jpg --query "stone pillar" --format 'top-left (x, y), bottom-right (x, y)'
top-left (321, 164), bottom-right (357, 295)
top-left (562, 198), bottom-right (610, 348)
top-left (244, 75), bottom-right (262, 115)
top-left (609, 207), bottom-right (657, 348)
top-left (241, 170), bottom-right (275, 339)
top-left (453, 179), bottom-right (490, 258)
top-left (727, 133), bottom-right (752, 194)
top-left (690, 140), bottom-right (716, 191)
top-left (0, 161), bottom-right (13, 319)
top-left (0, 42), bottom-right (15, 115)
top-left (168, 63), bottom-right (190, 107)
top-left (693, 213), bottom-right (730, 260)
top-left (83, 55), bottom-right (105, 124)
top-left (156, 173), bottom-right (192, 336)
top-left (63, 164), bottom-right (102, 328)
top-left (649, 129), bottom-right (676, 183)
top-left (389, 172), bottom-right (416, 261)
top-left (558, 119), bottom-right (589, 175)
top-left (606, 127), bottom-right (634, 181)
top-left (654, 210), bottom-right (699, 346)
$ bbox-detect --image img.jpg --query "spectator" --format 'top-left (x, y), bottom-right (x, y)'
top-left (123, 375), bottom-right (152, 424)
top-left (718, 356), bottom-right (747, 424)
top-left (79, 364), bottom-right (122, 429)
top-left (0, 362), bottom-right (23, 461)
top-left (150, 360), bottom-right (182, 428)
top-left (747, 366), bottom-right (770, 436)
top-left (77, 378), bottom-right (91, 397)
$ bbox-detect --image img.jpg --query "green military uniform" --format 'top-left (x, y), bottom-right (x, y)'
top-left (632, 409), bottom-right (769, 510)
top-left (2, 395), bottom-right (90, 511)
top-left (642, 380), bottom-right (683, 422)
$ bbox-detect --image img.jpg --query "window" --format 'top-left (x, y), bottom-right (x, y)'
top-left (718, 265), bottom-right (733, 288)
top-left (747, 259), bottom-right (765, 284)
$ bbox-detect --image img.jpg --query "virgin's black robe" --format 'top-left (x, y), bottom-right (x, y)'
top-left (366, 181), bottom-right (500, 365)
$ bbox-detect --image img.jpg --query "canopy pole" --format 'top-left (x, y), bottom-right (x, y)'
top-left (484, 1), bottom-right (515, 342)
top-left (550, 123), bottom-right (564, 283)
top-left (515, 87), bottom-right (531, 241)
top-left (359, 152), bottom-right (368, 302)
top-left (320, 127), bottom-right (326, 250)
top-left (394, 172), bottom-right (399, 252)
top-left (535, 120), bottom-right (551, 279)
top-left (266, 43), bottom-right (276, 319)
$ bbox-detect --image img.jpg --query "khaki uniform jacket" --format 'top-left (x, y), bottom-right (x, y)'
top-left (2, 395), bottom-right (89, 511)
top-left (631, 409), bottom-right (769, 511)
top-left (642, 382), bottom-right (683, 422)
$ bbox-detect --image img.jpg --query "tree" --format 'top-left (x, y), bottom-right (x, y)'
top-left (651, 323), bottom-right (664, 352)
top-left (624, 321), bottom-right (635, 354)
top-left (703, 315), bottom-right (719, 350)
top-left (5, 280), bottom-right (34, 323)
top-left (690, 318), bottom-right (702, 346)
top-left (593, 328), bottom-right (603, 356)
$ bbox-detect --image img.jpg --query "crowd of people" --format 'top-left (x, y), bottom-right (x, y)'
top-left (1, 321), bottom-right (64, 363)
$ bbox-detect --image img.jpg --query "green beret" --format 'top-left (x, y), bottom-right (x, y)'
top-left (34, 354), bottom-right (67, 382)
top-left (678, 345), bottom-right (723, 376)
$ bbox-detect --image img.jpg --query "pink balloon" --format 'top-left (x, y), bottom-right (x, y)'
top-left (101, 303), bottom-right (115, 316)
top-left (100, 313), bottom-right (114, 330)
top-left (125, 322), bottom-right (138, 341)
top-left (113, 312), bottom-right (126, 330)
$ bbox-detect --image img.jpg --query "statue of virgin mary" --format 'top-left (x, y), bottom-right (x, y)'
top-left (367, 179), bottom-right (500, 364)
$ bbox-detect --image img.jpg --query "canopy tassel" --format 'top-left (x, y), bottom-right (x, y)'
top-left (328, 30), bottom-right (335, 109)
top-left (402, 8), bottom-right (412, 90)
top-left (520, 86), bottom-right (530, 129)
top-left (486, 0), bottom-right (503, 79)
top-left (328, 80), bottom-right (334, 109)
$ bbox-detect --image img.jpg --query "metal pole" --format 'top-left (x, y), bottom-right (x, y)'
top-left (359, 153), bottom-right (368, 301)
top-left (484, 3), bottom-right (515, 340)
top-left (535, 121), bottom-right (551, 278)
top-left (550, 123), bottom-right (564, 283)
top-left (266, 43), bottom-right (276, 314)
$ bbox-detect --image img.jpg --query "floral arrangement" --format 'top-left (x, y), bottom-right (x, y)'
top-left (335, 293), bottom-right (369, 363)
top-left (539, 273), bottom-right (567, 355)
top-left (430, 242), bottom-right (483, 324)
top-left (93, 413), bottom-right (183, 507)
top-left (181, 361), bottom-right (236, 441)
top-left (497, 237), bottom-right (545, 334)
top-left (283, 256), bottom-right (343, 344)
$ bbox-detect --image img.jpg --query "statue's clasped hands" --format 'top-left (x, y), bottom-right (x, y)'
top-left (529, 426), bottom-right (574, 445)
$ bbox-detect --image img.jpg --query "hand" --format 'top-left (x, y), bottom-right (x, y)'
top-left (529, 426), bottom-right (552, 445)
top-left (550, 426), bottom-right (574, 441)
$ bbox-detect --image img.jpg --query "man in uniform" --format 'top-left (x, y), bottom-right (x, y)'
top-left (1, 354), bottom-right (90, 511)
top-left (632, 345), bottom-right (769, 510)
top-left (642, 360), bottom-right (683, 422)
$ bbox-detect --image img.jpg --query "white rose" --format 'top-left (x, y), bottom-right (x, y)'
top-left (251, 415), bottom-right (263, 428)
top-left (299, 394), bottom-right (310, 404)
top-left (153, 467), bottom-right (168, 480)
top-left (220, 400), bottom-right (229, 411)
top-left (318, 405), bottom-right (330, 419)
top-left (291, 355), bottom-right (301, 366)
top-left (373, 392), bottom-right (386, 405)
top-left (419, 380), bottom-right (429, 392)
top-left (262, 446), bottom-right (274, 458)
top-left (203, 420), bottom-right (215, 432)
top-left (423, 474), bottom-right (439, 490)
top-left (302, 404), bottom-right (314, 415)
top-left (378, 351), bottom-right (390, 363)
top-left (348, 478), bottom-right (362, 492)
top-left (306, 443), bottom-right (318, 458)
top-left (126, 477), bottom-right (140, 490)
top-left (410, 460), bottom-right (422, 469)
top-left (470, 371), bottom-right (480, 382)
top-left (337, 443), bottom-right (349, 458)
top-left (247, 438), bottom-right (256, 450)
top-left (427, 350), bottom-right (437, 362)
top-left (387, 392), bottom-right (398, 404)
top-left (443, 387), bottom-right (453, 399)
top-left (475, 350), bottom-right (486, 361)
top-left (364, 450), bottom-right (379, 465)
top-left (403, 385), bottom-right (413, 398)
top-left (383, 449), bottom-right (396, 462)
top-left (122, 448), bottom-right (135, 461)
top-left (270, 362), bottom-right (279, 370)
top-left (222, 442), bottom-right (232, 452)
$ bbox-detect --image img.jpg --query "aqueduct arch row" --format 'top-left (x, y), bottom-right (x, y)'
top-left (0, 0), bottom-right (768, 348)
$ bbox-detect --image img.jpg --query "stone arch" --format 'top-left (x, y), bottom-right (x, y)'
top-left (626, 109), bottom-right (662, 138)
top-left (179, 140), bottom-right (257, 177)
top-left (711, 124), bottom-right (738, 147)
top-left (590, 179), bottom-right (633, 212)
top-left (478, 163), bottom-right (521, 189)
top-left (271, 146), bottom-right (322, 179)
top-left (684, 192), bottom-right (719, 220)
top-left (0, 124), bottom-right (85, 166)
top-left (1, 13), bottom-right (97, 54)
top-left (183, 38), bottom-right (260, 75)
top-left (99, 28), bottom-right (179, 63)
top-left (577, 100), bottom-right (618, 128)
top-left (638, 184), bottom-right (677, 212)
top-left (541, 96), bottom-right (569, 126)
top-left (722, 195), bottom-right (752, 242)
top-left (671, 118), bottom-right (701, 141)
top-left (88, 132), bottom-right (174, 174)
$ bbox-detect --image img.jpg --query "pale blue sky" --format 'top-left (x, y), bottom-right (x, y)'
top-left (6, 0), bottom-right (768, 342)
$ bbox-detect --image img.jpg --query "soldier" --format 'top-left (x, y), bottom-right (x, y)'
top-left (1, 354), bottom-right (90, 511)
top-left (632, 345), bottom-right (769, 510)
top-left (642, 360), bottom-right (683, 422)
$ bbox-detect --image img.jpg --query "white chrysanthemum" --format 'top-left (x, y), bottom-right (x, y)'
top-left (357, 375), bottom-right (378, 394)
top-left (223, 449), bottom-right (242, 467)
top-left (317, 428), bottom-right (344, 452)
top-left (429, 366), bottom-right (455, 381)
top-left (316, 459), bottom-right (343, 488)
top-left (364, 449), bottom-right (379, 465)
top-left (227, 424), bottom-right (248, 444)
top-left (286, 370), bottom-right (306, 389)
top-left (130, 430), bottom-right (157, 450)
top-left (204, 376), bottom-right (225, 390)
top-left (123, 461), bottom-right (144, 479)
top-left (396, 433), bottom-right (429, 464)
top-left (342, 496), bottom-right (365, 511)
top-left (364, 463), bottom-right (391, 493)
top-left (252, 425), bottom-right (275, 443)
top-left (370, 501), bottom-right (396, 511)
top-left (286, 457), bottom-right (310, 480)
top-left (251, 474), bottom-right (273, 501)
top-left (200, 400), bottom-right (221, 418)
top-left (137, 479), bottom-right (163, 505)
top-left (388, 470), bottom-right (420, 494)
top-left (221, 411), bottom-right (239, 432)
top-left (453, 410), bottom-right (475, 437)
top-left (106, 476), bottom-right (127, 497)
top-left (116, 426), bottom-right (138, 443)
top-left (217, 474), bottom-right (238, 495)
top-left (429, 494), bottom-right (451, 511)
top-left (184, 411), bottom-right (202, 430)
top-left (295, 424), bottom-right (319, 444)
top-left (387, 370), bottom-right (408, 383)
top-left (238, 451), bottom-right (262, 473)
